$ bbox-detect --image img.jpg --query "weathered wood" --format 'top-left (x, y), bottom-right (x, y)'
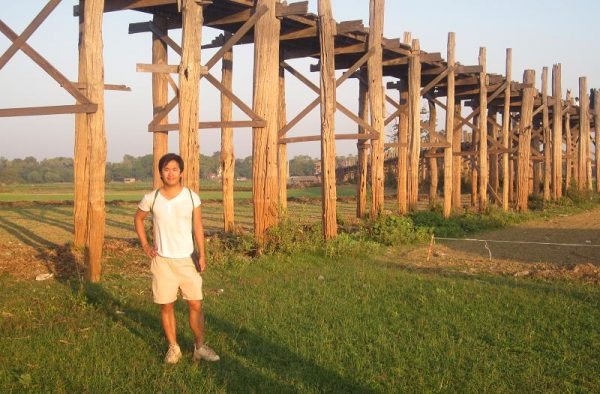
top-left (398, 79), bottom-right (409, 214)
top-left (489, 109), bottom-right (499, 196)
top-left (82, 0), bottom-right (106, 282)
top-left (428, 100), bottom-right (438, 206)
top-left (408, 39), bottom-right (421, 210)
top-left (253, 0), bottom-right (280, 242)
top-left (368, 0), bottom-right (385, 216)
top-left (552, 64), bottom-right (563, 198)
top-left (517, 70), bottom-right (535, 212)
top-left (357, 70), bottom-right (369, 218)
top-left (452, 101), bottom-right (462, 209)
top-left (0, 104), bottom-right (96, 117)
top-left (595, 89), bottom-right (600, 193)
top-left (278, 63), bottom-right (288, 211)
top-left (443, 32), bottom-right (455, 217)
top-left (541, 67), bottom-right (551, 201)
top-left (152, 14), bottom-right (169, 189)
top-left (318, 0), bottom-right (338, 239)
top-left (221, 48), bottom-right (235, 232)
top-left (478, 47), bottom-right (488, 211)
top-left (579, 77), bottom-right (591, 190)
top-left (565, 91), bottom-right (573, 188)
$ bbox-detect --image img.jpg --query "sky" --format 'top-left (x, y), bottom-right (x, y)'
top-left (1, 0), bottom-right (599, 162)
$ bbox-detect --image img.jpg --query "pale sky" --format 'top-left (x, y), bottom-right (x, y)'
top-left (1, 0), bottom-right (599, 162)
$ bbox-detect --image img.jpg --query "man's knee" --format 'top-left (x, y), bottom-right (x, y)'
top-left (187, 300), bottom-right (202, 313)
top-left (160, 302), bottom-right (175, 313)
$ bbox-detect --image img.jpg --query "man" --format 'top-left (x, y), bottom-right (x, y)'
top-left (134, 153), bottom-right (219, 364)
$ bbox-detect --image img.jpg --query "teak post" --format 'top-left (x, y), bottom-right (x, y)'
top-left (179, 0), bottom-right (203, 193)
top-left (253, 0), bottom-right (280, 242)
top-left (595, 89), bottom-right (600, 193)
top-left (428, 100), bottom-right (438, 205)
top-left (357, 69), bottom-right (369, 218)
top-left (278, 62), bottom-right (288, 210)
top-left (82, 0), bottom-right (106, 282)
top-left (552, 64), bottom-right (563, 198)
top-left (397, 79), bottom-right (409, 214)
top-left (489, 109), bottom-right (499, 195)
top-left (578, 77), bottom-right (589, 190)
top-left (443, 32), bottom-right (455, 217)
top-left (452, 101), bottom-right (462, 209)
top-left (501, 49), bottom-right (512, 211)
top-left (152, 14), bottom-right (169, 189)
top-left (74, 2), bottom-right (90, 248)
top-left (565, 91), bottom-right (573, 188)
top-left (318, 0), bottom-right (337, 239)
top-left (221, 48), bottom-right (235, 232)
top-left (478, 47), bottom-right (488, 211)
top-left (368, 0), bottom-right (385, 216)
top-left (517, 70), bottom-right (535, 212)
top-left (541, 67), bottom-right (550, 201)
top-left (408, 39), bottom-right (421, 210)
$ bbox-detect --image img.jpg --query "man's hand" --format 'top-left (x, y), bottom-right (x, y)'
top-left (199, 254), bottom-right (207, 272)
top-left (142, 244), bottom-right (157, 258)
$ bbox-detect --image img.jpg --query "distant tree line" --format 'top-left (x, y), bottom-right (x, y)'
top-left (0, 153), bottom-right (355, 184)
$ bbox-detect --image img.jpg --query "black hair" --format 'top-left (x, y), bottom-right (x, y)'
top-left (158, 153), bottom-right (184, 173)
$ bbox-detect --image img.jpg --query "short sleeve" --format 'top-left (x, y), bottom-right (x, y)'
top-left (191, 190), bottom-right (201, 208)
top-left (138, 190), bottom-right (155, 212)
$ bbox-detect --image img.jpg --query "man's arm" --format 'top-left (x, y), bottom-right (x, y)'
top-left (134, 208), bottom-right (157, 258)
top-left (192, 205), bottom-right (206, 271)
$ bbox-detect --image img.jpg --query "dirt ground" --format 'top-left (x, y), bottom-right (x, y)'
top-left (1, 205), bottom-right (599, 283)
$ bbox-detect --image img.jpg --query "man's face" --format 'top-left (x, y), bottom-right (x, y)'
top-left (161, 160), bottom-right (182, 186)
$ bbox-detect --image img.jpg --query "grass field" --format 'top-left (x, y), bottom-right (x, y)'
top-left (1, 183), bottom-right (599, 392)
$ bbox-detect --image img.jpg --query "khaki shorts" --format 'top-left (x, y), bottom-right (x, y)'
top-left (150, 255), bottom-right (203, 304)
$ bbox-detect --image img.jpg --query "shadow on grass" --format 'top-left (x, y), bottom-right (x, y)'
top-left (0, 215), bottom-right (57, 248)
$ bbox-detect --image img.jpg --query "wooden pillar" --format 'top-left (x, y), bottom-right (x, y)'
top-left (152, 14), bottom-right (169, 189)
top-left (489, 109), bottom-right (499, 194)
top-left (397, 79), bottom-right (409, 214)
top-left (74, 3), bottom-right (89, 248)
top-left (595, 89), bottom-right (600, 193)
top-left (478, 47), bottom-right (488, 211)
top-left (542, 67), bottom-right (550, 201)
top-left (357, 70), bottom-right (369, 218)
top-left (565, 91), bottom-right (573, 188)
top-left (179, 0), bottom-right (202, 193)
top-left (368, 0), bottom-right (385, 216)
top-left (532, 135), bottom-right (542, 196)
top-left (81, 0), bottom-right (106, 282)
top-left (253, 0), bottom-right (280, 241)
top-left (221, 48), bottom-right (235, 232)
top-left (517, 70), bottom-right (535, 212)
top-left (578, 77), bottom-right (589, 190)
top-left (278, 62), bottom-right (288, 211)
top-left (408, 39), bottom-right (421, 210)
top-left (501, 49), bottom-right (512, 211)
top-left (552, 64), bottom-right (563, 198)
top-left (318, 0), bottom-right (337, 239)
top-left (428, 100), bottom-right (438, 205)
top-left (471, 116), bottom-right (478, 207)
top-left (452, 101), bottom-right (462, 209)
top-left (443, 32), bottom-right (455, 217)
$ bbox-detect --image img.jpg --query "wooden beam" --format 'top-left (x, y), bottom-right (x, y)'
top-left (278, 62), bottom-right (288, 211)
top-left (578, 77), bottom-right (590, 190)
top-left (541, 67), bottom-right (551, 201)
top-left (221, 48), bottom-right (235, 232)
top-left (595, 89), bottom-right (600, 193)
top-left (408, 39), bottom-right (421, 210)
top-left (517, 70), bottom-right (535, 212)
top-left (151, 14), bottom-right (169, 189)
top-left (0, 104), bottom-right (97, 117)
top-left (357, 68), bottom-right (369, 218)
top-left (478, 47), bottom-right (488, 211)
top-left (443, 32), bottom-right (455, 217)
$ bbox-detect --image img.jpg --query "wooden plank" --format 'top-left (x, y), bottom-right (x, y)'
top-left (420, 66), bottom-right (451, 97)
top-left (148, 96), bottom-right (178, 131)
top-left (205, 72), bottom-right (264, 122)
top-left (0, 0), bottom-right (60, 70)
top-left (280, 133), bottom-right (373, 144)
top-left (136, 63), bottom-right (180, 73)
top-left (444, 32), bottom-right (455, 217)
top-left (151, 120), bottom-right (266, 132)
top-left (68, 82), bottom-right (131, 91)
top-left (0, 104), bottom-right (97, 117)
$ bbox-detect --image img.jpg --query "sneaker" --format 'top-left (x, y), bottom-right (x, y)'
top-left (164, 344), bottom-right (182, 364)
top-left (193, 344), bottom-right (220, 362)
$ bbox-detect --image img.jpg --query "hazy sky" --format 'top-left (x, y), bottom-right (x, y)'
top-left (1, 0), bottom-right (599, 162)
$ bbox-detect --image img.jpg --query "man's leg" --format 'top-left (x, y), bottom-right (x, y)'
top-left (187, 299), bottom-right (204, 347)
top-left (160, 302), bottom-right (177, 345)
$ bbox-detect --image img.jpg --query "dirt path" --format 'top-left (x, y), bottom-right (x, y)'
top-left (391, 207), bottom-right (600, 283)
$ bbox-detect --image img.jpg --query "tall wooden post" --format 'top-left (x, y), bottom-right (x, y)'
top-left (357, 70), bottom-right (369, 218)
top-left (565, 90), bottom-right (573, 188)
top-left (428, 100), bottom-right (438, 205)
top-left (318, 0), bottom-right (337, 239)
top-left (152, 14), bottom-right (169, 189)
top-left (517, 70), bottom-right (535, 212)
top-left (452, 101), bottom-right (462, 209)
top-left (368, 0), bottom-right (385, 216)
top-left (443, 32), bottom-right (455, 217)
top-left (578, 77), bottom-right (589, 190)
top-left (81, 0), bottom-right (106, 282)
top-left (253, 0), bottom-right (280, 241)
top-left (541, 67), bottom-right (550, 201)
top-left (179, 0), bottom-right (202, 193)
top-left (595, 89), bottom-right (600, 193)
top-left (278, 62), bottom-right (288, 211)
top-left (221, 48), bottom-right (235, 232)
top-left (478, 47), bottom-right (488, 211)
top-left (74, 3), bottom-right (89, 248)
top-left (552, 64), bottom-right (563, 198)
top-left (501, 49), bottom-right (512, 211)
top-left (489, 109), bottom-right (499, 194)
top-left (471, 116), bottom-right (478, 207)
top-left (408, 39), bottom-right (421, 210)
top-left (397, 79), bottom-right (409, 214)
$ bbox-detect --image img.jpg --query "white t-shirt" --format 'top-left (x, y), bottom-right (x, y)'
top-left (138, 187), bottom-right (201, 258)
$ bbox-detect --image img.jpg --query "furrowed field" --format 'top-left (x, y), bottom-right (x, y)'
top-left (1, 181), bottom-right (599, 392)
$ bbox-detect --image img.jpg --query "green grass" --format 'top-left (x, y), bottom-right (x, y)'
top-left (1, 253), bottom-right (599, 392)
